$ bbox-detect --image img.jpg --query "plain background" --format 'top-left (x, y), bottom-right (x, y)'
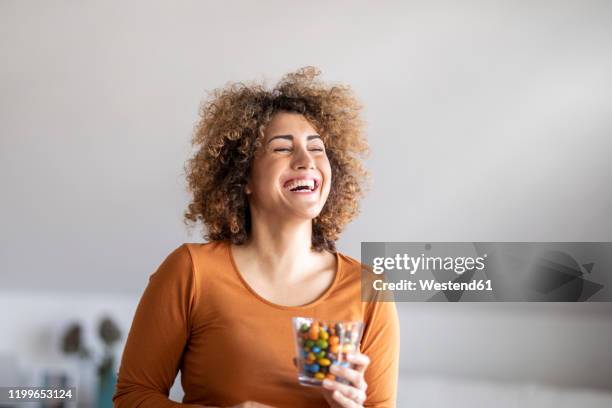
top-left (2, 0), bottom-right (612, 291)
top-left (1, 0), bottom-right (611, 404)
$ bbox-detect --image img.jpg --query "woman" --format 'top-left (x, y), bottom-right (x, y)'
top-left (113, 67), bottom-right (400, 408)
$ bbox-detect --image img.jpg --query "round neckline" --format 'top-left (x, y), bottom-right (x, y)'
top-left (226, 241), bottom-right (342, 311)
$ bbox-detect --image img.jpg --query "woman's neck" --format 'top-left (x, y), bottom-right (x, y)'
top-left (240, 216), bottom-right (321, 284)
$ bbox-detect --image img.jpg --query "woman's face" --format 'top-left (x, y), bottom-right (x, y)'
top-left (245, 111), bottom-right (332, 221)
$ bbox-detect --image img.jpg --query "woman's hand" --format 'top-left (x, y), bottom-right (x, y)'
top-left (321, 353), bottom-right (370, 407)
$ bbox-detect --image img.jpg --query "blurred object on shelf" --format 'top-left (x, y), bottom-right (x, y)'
top-left (58, 316), bottom-right (122, 408)
top-left (96, 317), bottom-right (121, 408)
top-left (61, 324), bottom-right (91, 359)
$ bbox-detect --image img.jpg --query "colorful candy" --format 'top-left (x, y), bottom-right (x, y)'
top-left (316, 339), bottom-right (328, 349)
top-left (309, 322), bottom-right (320, 340)
top-left (318, 358), bottom-right (331, 366)
top-left (294, 319), bottom-right (362, 385)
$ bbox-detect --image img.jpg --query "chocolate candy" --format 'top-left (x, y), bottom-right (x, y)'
top-left (295, 319), bottom-right (362, 384)
top-left (318, 358), bottom-right (331, 367)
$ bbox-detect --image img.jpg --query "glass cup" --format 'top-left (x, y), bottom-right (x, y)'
top-left (292, 317), bottom-right (364, 387)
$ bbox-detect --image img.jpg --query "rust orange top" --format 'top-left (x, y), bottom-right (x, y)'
top-left (113, 240), bottom-right (400, 408)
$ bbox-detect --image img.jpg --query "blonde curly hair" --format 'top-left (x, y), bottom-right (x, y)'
top-left (183, 66), bottom-right (370, 252)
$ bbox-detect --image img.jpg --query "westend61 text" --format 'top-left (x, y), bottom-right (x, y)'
top-left (373, 279), bottom-right (493, 291)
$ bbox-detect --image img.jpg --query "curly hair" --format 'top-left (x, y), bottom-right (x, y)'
top-left (183, 66), bottom-right (370, 253)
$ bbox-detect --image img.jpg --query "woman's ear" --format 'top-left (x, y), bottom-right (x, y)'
top-left (245, 180), bottom-right (252, 195)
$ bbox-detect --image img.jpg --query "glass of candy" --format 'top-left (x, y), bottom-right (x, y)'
top-left (291, 317), bottom-right (364, 387)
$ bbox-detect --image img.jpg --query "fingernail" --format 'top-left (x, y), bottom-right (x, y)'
top-left (322, 379), bottom-right (332, 388)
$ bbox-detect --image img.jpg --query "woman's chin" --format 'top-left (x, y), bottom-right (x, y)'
top-left (285, 206), bottom-right (323, 222)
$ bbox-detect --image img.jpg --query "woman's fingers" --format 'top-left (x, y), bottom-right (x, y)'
top-left (346, 352), bottom-right (370, 374)
top-left (322, 378), bottom-right (366, 405)
top-left (329, 364), bottom-right (367, 391)
top-left (332, 390), bottom-right (363, 408)
top-left (319, 353), bottom-right (370, 407)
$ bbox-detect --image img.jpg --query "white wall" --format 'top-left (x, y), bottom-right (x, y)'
top-left (396, 302), bottom-right (612, 390)
top-left (1, 0), bottom-right (611, 292)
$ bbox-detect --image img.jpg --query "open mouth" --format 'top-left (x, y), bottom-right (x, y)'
top-left (283, 178), bottom-right (320, 193)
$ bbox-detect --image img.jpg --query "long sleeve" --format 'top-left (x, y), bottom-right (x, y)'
top-left (113, 244), bottom-right (203, 408)
top-left (360, 298), bottom-right (401, 408)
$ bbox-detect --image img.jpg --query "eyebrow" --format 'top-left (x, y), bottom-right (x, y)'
top-left (266, 135), bottom-right (322, 144)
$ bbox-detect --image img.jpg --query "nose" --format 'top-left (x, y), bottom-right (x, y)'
top-left (292, 145), bottom-right (315, 170)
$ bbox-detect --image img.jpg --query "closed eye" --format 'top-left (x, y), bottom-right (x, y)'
top-left (274, 148), bottom-right (325, 152)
